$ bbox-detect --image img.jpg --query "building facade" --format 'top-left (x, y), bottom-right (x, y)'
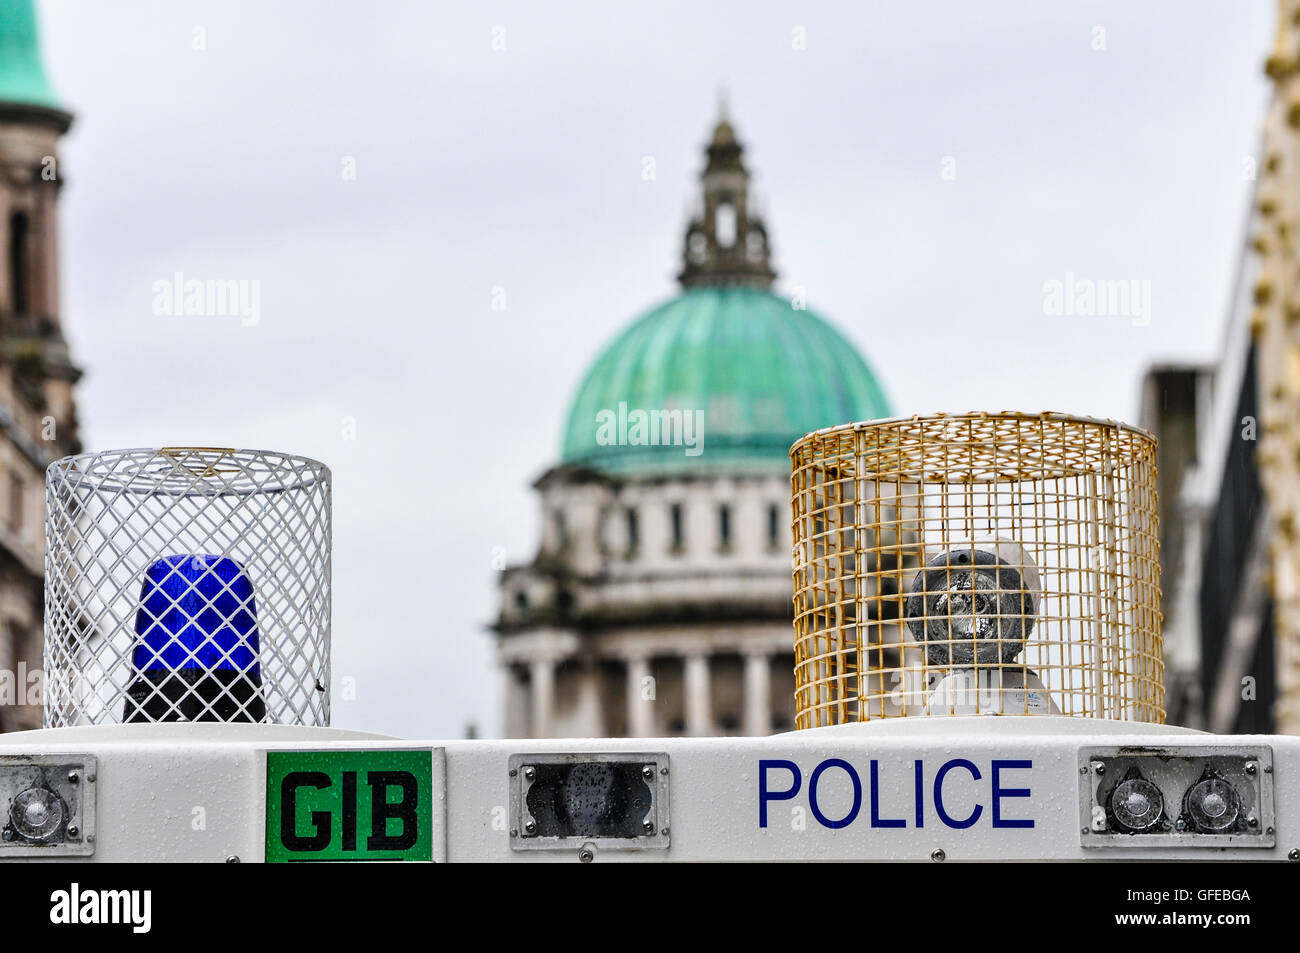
top-left (1144, 0), bottom-right (1300, 736)
top-left (0, 0), bottom-right (81, 732)
top-left (493, 114), bottom-right (889, 738)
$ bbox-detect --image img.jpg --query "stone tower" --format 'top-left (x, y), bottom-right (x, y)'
top-left (0, 0), bottom-right (81, 731)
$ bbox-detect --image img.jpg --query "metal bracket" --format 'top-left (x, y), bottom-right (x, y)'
top-left (1079, 744), bottom-right (1274, 849)
top-left (0, 754), bottom-right (97, 857)
top-left (509, 752), bottom-right (670, 853)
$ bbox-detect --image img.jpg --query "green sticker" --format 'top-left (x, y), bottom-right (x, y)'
top-left (265, 749), bottom-right (432, 862)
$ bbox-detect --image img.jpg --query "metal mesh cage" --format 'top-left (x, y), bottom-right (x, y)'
top-left (790, 413), bottom-right (1163, 728)
top-left (44, 448), bottom-right (331, 727)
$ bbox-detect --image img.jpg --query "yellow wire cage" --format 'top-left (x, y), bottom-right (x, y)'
top-left (790, 412), bottom-right (1163, 728)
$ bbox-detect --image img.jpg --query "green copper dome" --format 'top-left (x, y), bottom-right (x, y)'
top-left (560, 286), bottom-right (890, 473)
top-left (0, 0), bottom-right (59, 109)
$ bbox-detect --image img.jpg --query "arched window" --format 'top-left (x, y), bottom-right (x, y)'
top-left (552, 508), bottom-right (568, 552)
top-left (625, 507), bottom-right (639, 555)
top-left (9, 211), bottom-right (30, 316)
top-left (714, 202), bottom-right (736, 248)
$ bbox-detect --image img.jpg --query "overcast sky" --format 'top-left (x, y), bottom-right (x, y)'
top-left (36, 1), bottom-right (1272, 738)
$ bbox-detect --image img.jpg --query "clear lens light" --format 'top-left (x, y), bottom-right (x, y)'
top-left (1110, 777), bottom-right (1163, 833)
top-left (10, 787), bottom-right (66, 842)
top-left (1186, 777), bottom-right (1240, 833)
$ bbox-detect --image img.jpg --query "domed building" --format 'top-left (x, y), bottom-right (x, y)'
top-left (494, 114), bottom-right (888, 738)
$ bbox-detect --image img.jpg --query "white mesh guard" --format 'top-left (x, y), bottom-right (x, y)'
top-left (43, 448), bottom-right (331, 727)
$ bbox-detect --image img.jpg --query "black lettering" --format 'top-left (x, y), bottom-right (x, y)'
top-left (342, 771), bottom-right (358, 851)
top-left (281, 771), bottom-right (332, 852)
top-left (367, 770), bottom-right (418, 851)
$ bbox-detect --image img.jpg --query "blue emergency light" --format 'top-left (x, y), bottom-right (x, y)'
top-left (123, 554), bottom-right (267, 723)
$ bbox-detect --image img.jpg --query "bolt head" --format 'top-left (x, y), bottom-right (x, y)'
top-left (226, 855), bottom-right (240, 864)
top-left (524, 820), bottom-right (537, 834)
top-left (1092, 762), bottom-right (1105, 775)
top-left (1248, 815), bottom-right (1259, 828)
top-left (1246, 762), bottom-right (1258, 776)
top-left (578, 847), bottom-right (594, 864)
top-left (931, 848), bottom-right (946, 863)
top-left (67, 771), bottom-right (79, 784)
top-left (509, 768), bottom-right (517, 777)
top-left (523, 766), bottom-right (535, 781)
top-left (1, 827), bottom-right (12, 842)
top-left (1289, 848), bottom-right (1300, 862)
top-left (67, 825), bottom-right (79, 839)
top-left (642, 765), bottom-right (654, 781)
top-left (642, 820), bottom-right (655, 834)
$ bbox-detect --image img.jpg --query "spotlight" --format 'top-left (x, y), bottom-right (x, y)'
top-left (908, 539), bottom-right (1058, 715)
top-left (906, 539), bottom-right (1039, 665)
top-left (1107, 770), bottom-right (1165, 834)
top-left (1183, 772), bottom-right (1241, 834)
top-left (7, 786), bottom-right (67, 843)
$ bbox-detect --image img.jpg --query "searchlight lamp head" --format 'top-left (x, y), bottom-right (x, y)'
top-left (904, 537), bottom-right (1041, 668)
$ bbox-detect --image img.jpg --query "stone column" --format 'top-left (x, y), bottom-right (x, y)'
top-left (743, 648), bottom-right (771, 736)
top-left (626, 653), bottom-right (654, 738)
top-left (574, 661), bottom-right (606, 737)
top-left (684, 651), bottom-right (711, 736)
top-left (502, 664), bottom-right (528, 739)
top-left (529, 657), bottom-right (555, 739)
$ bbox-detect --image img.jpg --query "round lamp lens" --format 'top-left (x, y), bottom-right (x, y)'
top-left (1186, 777), bottom-right (1240, 833)
top-left (10, 787), bottom-right (66, 842)
top-left (1110, 778), bottom-right (1163, 833)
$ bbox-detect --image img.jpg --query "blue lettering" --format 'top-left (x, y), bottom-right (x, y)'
top-left (870, 759), bottom-right (905, 828)
top-left (934, 759), bottom-right (983, 829)
top-left (759, 759), bottom-right (801, 828)
top-left (809, 758), bottom-right (862, 829)
top-left (991, 759), bottom-right (1034, 829)
top-left (914, 759), bottom-right (924, 828)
